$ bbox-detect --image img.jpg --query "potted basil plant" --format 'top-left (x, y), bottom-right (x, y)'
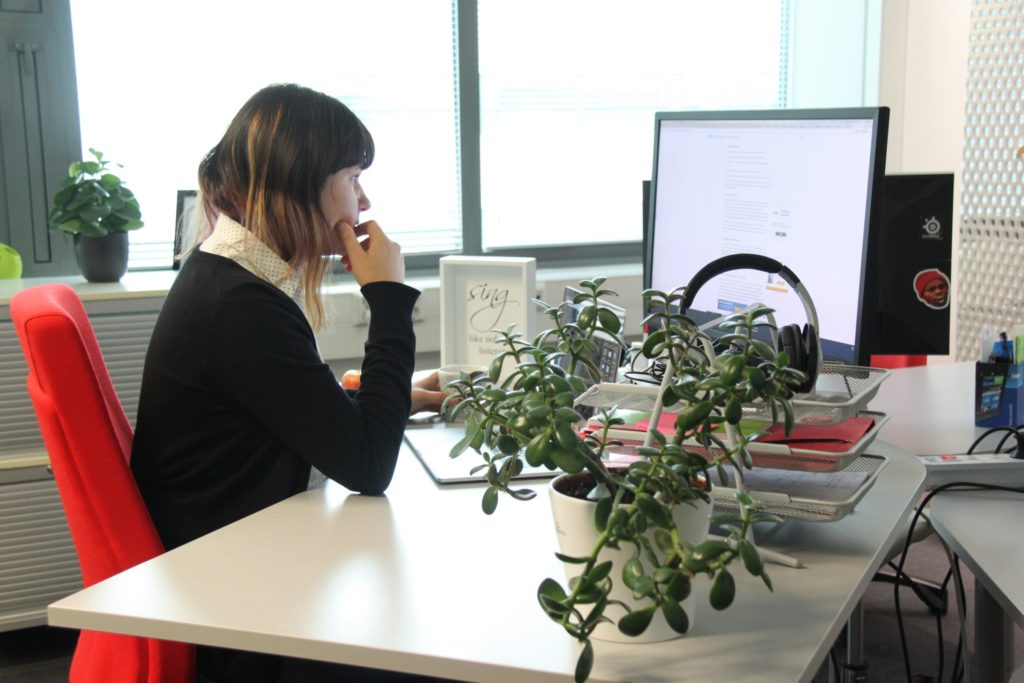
top-left (48, 148), bottom-right (144, 282)
top-left (444, 278), bottom-right (802, 683)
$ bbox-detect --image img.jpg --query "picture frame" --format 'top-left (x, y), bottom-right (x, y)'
top-left (440, 256), bottom-right (537, 379)
top-left (173, 190), bottom-right (198, 270)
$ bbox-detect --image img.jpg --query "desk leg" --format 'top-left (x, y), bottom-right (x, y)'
top-left (974, 583), bottom-right (1011, 682)
top-left (844, 601), bottom-right (868, 683)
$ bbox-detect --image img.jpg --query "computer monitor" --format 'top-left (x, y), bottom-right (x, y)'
top-left (644, 107), bottom-right (889, 366)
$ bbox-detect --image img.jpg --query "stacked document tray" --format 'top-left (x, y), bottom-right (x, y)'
top-left (574, 365), bottom-right (892, 522)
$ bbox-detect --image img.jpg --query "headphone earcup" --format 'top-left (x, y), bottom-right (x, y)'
top-left (778, 324), bottom-right (803, 368)
top-left (800, 323), bottom-right (819, 393)
top-left (778, 324), bottom-right (812, 393)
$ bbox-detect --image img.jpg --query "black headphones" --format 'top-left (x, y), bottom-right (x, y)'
top-left (680, 254), bottom-right (821, 393)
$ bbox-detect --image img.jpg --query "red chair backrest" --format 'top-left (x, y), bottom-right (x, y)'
top-left (12, 284), bottom-right (195, 683)
top-left (12, 283), bottom-right (164, 587)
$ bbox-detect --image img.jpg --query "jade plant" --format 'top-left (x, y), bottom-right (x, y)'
top-left (444, 279), bottom-right (801, 682)
top-left (48, 148), bottom-right (144, 237)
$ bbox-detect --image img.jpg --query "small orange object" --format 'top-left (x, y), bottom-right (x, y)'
top-left (340, 369), bottom-right (361, 390)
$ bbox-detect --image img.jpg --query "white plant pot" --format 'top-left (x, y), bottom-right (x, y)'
top-left (547, 472), bottom-right (712, 643)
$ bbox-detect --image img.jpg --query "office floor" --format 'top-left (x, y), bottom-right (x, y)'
top-left (856, 530), bottom-right (1024, 682)
top-left (0, 624), bottom-right (74, 682)
top-left (1, 533), bottom-right (1020, 682)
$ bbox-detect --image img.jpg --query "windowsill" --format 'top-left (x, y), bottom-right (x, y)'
top-left (0, 270), bottom-right (179, 306)
top-left (356, 261), bottom-right (644, 296)
top-left (1, 261), bottom-right (642, 306)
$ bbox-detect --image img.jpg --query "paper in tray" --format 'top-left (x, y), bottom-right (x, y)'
top-left (710, 463), bottom-right (871, 502)
top-left (710, 454), bottom-right (889, 523)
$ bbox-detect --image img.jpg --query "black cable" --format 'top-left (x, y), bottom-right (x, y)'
top-left (830, 646), bottom-right (840, 682)
top-left (952, 636), bottom-right (963, 683)
top-left (966, 426), bottom-right (1019, 454)
top-left (938, 566), bottom-right (953, 593)
top-left (937, 567), bottom-right (954, 683)
top-left (946, 552), bottom-right (968, 683)
top-left (955, 556), bottom-right (967, 632)
top-left (840, 372), bottom-right (854, 397)
top-left (893, 481), bottom-right (1024, 683)
top-left (951, 629), bottom-right (962, 683)
top-left (893, 545), bottom-right (913, 682)
top-left (624, 356), bottom-right (666, 385)
top-left (932, 565), bottom-right (953, 682)
top-left (994, 423), bottom-right (1024, 456)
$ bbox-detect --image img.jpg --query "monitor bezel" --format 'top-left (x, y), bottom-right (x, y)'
top-left (643, 106), bottom-right (889, 367)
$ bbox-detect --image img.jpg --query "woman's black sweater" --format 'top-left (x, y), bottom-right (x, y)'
top-left (131, 251), bottom-right (418, 550)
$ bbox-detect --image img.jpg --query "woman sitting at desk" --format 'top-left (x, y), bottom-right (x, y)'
top-left (131, 83), bottom-right (444, 682)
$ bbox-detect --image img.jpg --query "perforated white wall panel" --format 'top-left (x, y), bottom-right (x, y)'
top-left (958, 0), bottom-right (1024, 360)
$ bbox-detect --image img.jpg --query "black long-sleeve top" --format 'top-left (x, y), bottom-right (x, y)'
top-left (131, 251), bottom-right (418, 550)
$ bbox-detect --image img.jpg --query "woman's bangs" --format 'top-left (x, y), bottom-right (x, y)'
top-left (331, 109), bottom-right (375, 171)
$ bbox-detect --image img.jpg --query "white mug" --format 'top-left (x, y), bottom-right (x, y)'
top-left (437, 364), bottom-right (489, 392)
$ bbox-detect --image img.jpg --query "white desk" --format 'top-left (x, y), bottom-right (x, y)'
top-left (870, 362), bottom-right (1024, 490)
top-left (48, 440), bottom-right (925, 683)
top-left (869, 361), bottom-right (982, 456)
top-left (873, 362), bottom-right (1024, 681)
top-left (930, 491), bottom-right (1024, 683)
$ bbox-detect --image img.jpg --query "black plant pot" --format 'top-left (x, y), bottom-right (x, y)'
top-left (74, 232), bottom-right (129, 283)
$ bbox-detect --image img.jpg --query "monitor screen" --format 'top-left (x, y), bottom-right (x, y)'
top-left (644, 108), bottom-right (889, 366)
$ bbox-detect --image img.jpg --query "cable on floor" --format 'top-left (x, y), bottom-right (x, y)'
top-left (892, 478), bottom-right (1024, 683)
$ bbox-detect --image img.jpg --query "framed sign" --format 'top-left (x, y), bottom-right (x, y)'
top-left (440, 256), bottom-right (537, 378)
top-left (173, 190), bottom-right (198, 270)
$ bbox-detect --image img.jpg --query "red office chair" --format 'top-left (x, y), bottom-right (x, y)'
top-left (11, 283), bottom-right (194, 683)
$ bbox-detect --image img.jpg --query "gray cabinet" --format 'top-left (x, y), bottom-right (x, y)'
top-left (0, 472), bottom-right (79, 631)
top-left (0, 0), bottom-right (80, 276)
top-left (0, 292), bottom-right (164, 631)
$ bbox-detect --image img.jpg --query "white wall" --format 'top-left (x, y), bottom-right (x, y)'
top-left (880, 0), bottom-right (971, 175)
top-left (788, 0), bottom-right (883, 107)
top-left (878, 0), bottom-right (972, 361)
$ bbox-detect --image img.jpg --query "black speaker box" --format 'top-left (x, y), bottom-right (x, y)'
top-left (867, 173), bottom-right (953, 356)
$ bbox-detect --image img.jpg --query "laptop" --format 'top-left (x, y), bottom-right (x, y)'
top-left (403, 422), bottom-right (562, 485)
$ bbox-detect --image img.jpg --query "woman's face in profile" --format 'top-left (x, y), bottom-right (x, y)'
top-left (320, 165), bottom-right (371, 233)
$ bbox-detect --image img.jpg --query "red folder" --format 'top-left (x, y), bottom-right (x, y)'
top-left (755, 416), bottom-right (875, 453)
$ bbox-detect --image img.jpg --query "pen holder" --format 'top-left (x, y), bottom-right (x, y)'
top-left (975, 361), bottom-right (1024, 427)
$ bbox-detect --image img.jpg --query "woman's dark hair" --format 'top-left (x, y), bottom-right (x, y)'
top-left (197, 83), bottom-right (374, 327)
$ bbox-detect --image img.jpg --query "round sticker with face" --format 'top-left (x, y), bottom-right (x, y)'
top-left (913, 268), bottom-right (950, 310)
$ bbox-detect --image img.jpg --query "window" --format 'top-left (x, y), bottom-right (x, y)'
top-left (477, 0), bottom-right (783, 249)
top-left (69, 0), bottom-right (460, 269)
top-left (67, 1), bottom-right (795, 271)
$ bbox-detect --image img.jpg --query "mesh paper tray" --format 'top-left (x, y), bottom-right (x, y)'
top-left (575, 363), bottom-right (889, 428)
top-left (773, 363), bottom-right (891, 426)
top-left (709, 453), bottom-right (888, 523)
top-left (578, 376), bottom-right (890, 473)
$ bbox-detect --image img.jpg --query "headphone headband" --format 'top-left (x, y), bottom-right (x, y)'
top-left (680, 254), bottom-right (801, 311)
top-left (679, 254), bottom-right (822, 382)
